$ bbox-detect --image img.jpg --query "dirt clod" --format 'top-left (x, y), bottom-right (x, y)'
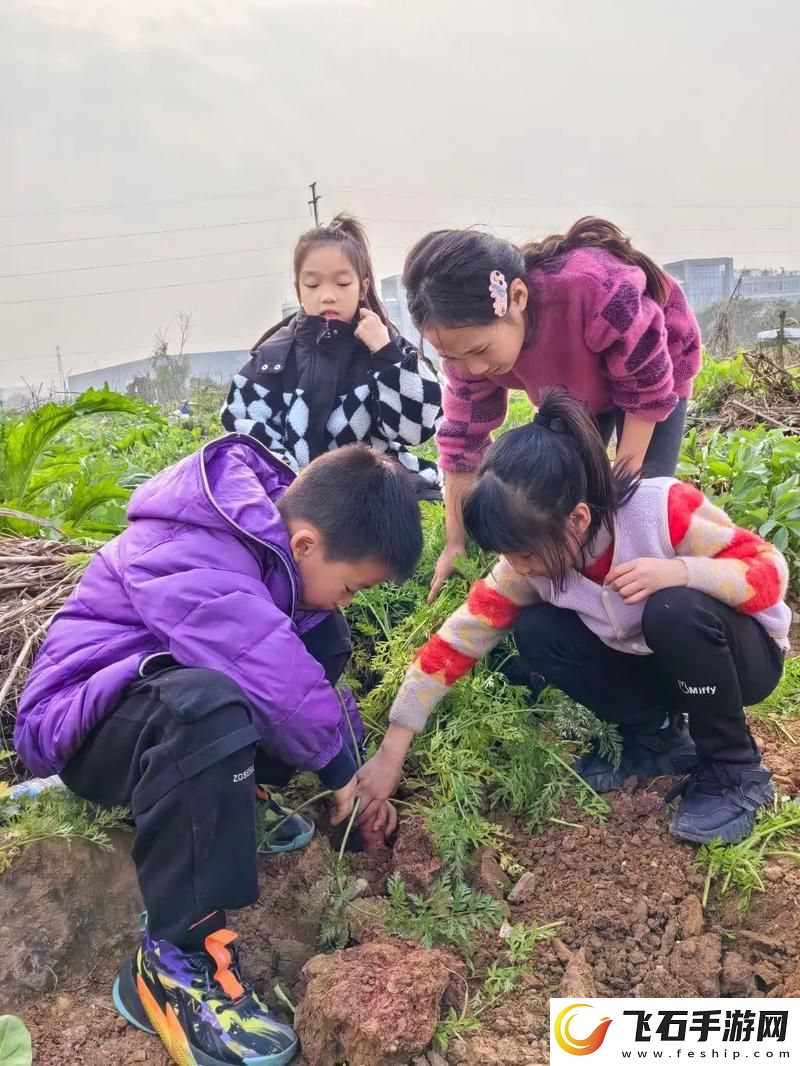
top-left (391, 817), bottom-right (442, 895)
top-left (721, 951), bottom-right (755, 996)
top-left (558, 948), bottom-right (596, 998)
top-left (294, 940), bottom-right (466, 1066)
top-left (678, 895), bottom-right (704, 938)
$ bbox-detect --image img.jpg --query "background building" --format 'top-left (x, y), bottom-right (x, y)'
top-left (664, 258), bottom-right (735, 310)
top-left (281, 298), bottom-right (300, 319)
top-left (739, 270), bottom-right (800, 302)
top-left (68, 349), bottom-right (249, 396)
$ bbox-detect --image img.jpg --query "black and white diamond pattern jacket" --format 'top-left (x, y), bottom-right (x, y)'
top-left (221, 312), bottom-right (443, 497)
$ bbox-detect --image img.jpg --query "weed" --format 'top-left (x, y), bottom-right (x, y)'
top-left (695, 795), bottom-right (800, 911)
top-left (432, 917), bottom-right (558, 1052)
top-left (0, 787), bottom-right (129, 872)
top-left (386, 873), bottom-right (504, 958)
top-left (751, 657), bottom-right (800, 724)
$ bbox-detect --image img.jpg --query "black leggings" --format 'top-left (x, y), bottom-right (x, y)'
top-left (596, 398), bottom-right (687, 477)
top-left (514, 587), bottom-right (784, 764)
top-left (61, 612), bottom-right (352, 948)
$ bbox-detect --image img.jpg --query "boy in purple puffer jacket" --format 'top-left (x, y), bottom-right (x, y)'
top-left (14, 435), bottom-right (422, 1066)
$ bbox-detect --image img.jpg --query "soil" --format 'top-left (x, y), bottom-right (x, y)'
top-left (14, 719), bottom-right (800, 1066)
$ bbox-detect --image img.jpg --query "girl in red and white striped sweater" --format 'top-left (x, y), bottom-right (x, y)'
top-left (357, 389), bottom-right (790, 846)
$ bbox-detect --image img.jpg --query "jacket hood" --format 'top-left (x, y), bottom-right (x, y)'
top-left (127, 433), bottom-right (296, 554)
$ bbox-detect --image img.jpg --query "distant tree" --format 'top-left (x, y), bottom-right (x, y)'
top-left (126, 372), bottom-right (158, 405)
top-left (146, 310), bottom-right (192, 410)
top-left (698, 298), bottom-right (800, 352)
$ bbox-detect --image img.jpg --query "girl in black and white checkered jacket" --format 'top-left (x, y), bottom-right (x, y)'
top-left (221, 215), bottom-right (443, 499)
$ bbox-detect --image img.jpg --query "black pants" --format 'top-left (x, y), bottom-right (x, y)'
top-left (61, 612), bottom-right (352, 948)
top-left (596, 398), bottom-right (687, 477)
top-left (514, 587), bottom-right (784, 764)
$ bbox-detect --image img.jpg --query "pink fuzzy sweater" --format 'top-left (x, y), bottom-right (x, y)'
top-left (436, 247), bottom-right (701, 473)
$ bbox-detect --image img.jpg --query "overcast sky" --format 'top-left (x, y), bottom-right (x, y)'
top-left (2, 0), bottom-right (798, 389)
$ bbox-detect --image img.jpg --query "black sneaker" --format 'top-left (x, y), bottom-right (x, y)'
top-left (577, 717), bottom-right (698, 793)
top-left (668, 760), bottom-right (774, 844)
top-left (113, 928), bottom-right (298, 1066)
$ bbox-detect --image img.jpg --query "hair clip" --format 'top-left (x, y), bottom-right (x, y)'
top-left (489, 270), bottom-right (508, 317)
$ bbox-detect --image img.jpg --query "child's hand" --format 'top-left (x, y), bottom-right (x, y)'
top-left (358, 799), bottom-right (398, 840)
top-left (356, 747), bottom-right (404, 807)
top-left (606, 557), bottom-right (688, 604)
top-left (329, 774), bottom-right (358, 826)
top-left (354, 308), bottom-right (391, 354)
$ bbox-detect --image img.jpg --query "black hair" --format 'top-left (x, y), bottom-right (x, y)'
top-left (278, 445), bottom-right (423, 582)
top-left (294, 213), bottom-right (391, 326)
top-left (463, 389), bottom-right (639, 587)
top-left (403, 217), bottom-right (671, 335)
top-left (403, 229), bottom-right (526, 332)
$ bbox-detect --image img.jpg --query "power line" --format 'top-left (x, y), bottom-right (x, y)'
top-left (333, 185), bottom-right (800, 212)
top-left (0, 270), bottom-right (285, 306)
top-left (0, 215), bottom-right (307, 250)
top-left (0, 244), bottom-right (292, 280)
top-left (0, 187), bottom-right (305, 221)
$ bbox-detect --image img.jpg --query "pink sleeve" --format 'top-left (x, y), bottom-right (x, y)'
top-left (582, 261), bottom-right (677, 422)
top-left (435, 361), bottom-right (508, 474)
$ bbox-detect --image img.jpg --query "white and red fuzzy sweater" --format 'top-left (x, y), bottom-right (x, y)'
top-left (390, 480), bottom-right (791, 734)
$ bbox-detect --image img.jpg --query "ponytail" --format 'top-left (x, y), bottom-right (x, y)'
top-left (463, 388), bottom-right (638, 587)
top-left (521, 217), bottom-right (671, 304)
top-left (293, 213), bottom-right (391, 327)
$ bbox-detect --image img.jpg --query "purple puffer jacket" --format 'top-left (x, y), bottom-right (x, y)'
top-left (15, 434), bottom-right (362, 778)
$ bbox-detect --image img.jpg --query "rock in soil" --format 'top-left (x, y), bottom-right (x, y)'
top-left (558, 948), bottom-right (596, 998)
top-left (0, 829), bottom-right (142, 1008)
top-left (721, 951), bottom-right (756, 997)
top-left (471, 847), bottom-right (511, 900)
top-left (294, 940), bottom-right (466, 1066)
top-left (391, 816), bottom-right (443, 895)
top-left (508, 870), bottom-right (537, 903)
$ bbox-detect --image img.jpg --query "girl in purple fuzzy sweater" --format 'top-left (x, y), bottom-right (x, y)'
top-left (402, 218), bottom-right (702, 601)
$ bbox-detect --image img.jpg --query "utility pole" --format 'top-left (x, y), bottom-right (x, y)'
top-left (308, 181), bottom-right (321, 226)
top-left (776, 309), bottom-right (786, 370)
top-left (55, 345), bottom-right (66, 396)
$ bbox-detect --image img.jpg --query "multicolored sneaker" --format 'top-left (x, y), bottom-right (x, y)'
top-left (256, 787), bottom-right (315, 854)
top-left (112, 928), bottom-right (298, 1066)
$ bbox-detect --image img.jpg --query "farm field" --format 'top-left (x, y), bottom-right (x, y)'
top-left (1, 355), bottom-right (799, 1066)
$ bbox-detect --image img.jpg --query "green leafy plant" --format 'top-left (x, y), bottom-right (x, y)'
top-left (433, 918), bottom-right (558, 1052)
top-left (386, 873), bottom-right (505, 957)
top-left (679, 425), bottom-right (800, 590)
top-left (695, 795), bottom-right (800, 911)
top-left (751, 657), bottom-right (800, 724)
top-left (0, 787), bottom-right (129, 873)
top-left (0, 1016), bottom-right (32, 1066)
top-left (690, 353), bottom-right (752, 416)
